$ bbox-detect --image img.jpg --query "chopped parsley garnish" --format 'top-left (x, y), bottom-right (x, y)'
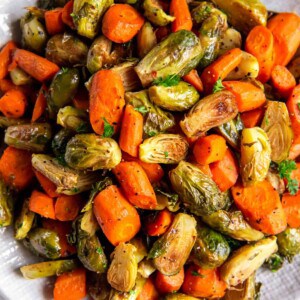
top-left (191, 270), bottom-right (206, 278)
top-left (164, 151), bottom-right (169, 158)
top-left (134, 106), bottom-right (148, 115)
top-left (212, 78), bottom-right (224, 93)
top-left (102, 117), bottom-right (114, 137)
top-left (278, 160), bottom-right (299, 195)
top-left (153, 74), bottom-right (181, 87)
top-left (148, 131), bottom-right (157, 137)
top-left (96, 247), bottom-right (103, 254)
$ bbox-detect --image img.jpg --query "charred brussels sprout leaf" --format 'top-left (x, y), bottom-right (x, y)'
top-left (155, 186), bottom-right (180, 212)
top-left (277, 227), bottom-right (300, 262)
top-left (0, 179), bottom-right (14, 227)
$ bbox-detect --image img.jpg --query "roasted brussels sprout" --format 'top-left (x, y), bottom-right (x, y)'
top-left (266, 170), bottom-right (285, 194)
top-left (65, 133), bottom-right (122, 170)
top-left (261, 101), bottom-right (293, 163)
top-left (107, 243), bottom-right (138, 292)
top-left (218, 28), bottom-right (242, 56)
top-left (202, 210), bottom-right (264, 241)
top-left (73, 0), bottom-right (113, 39)
top-left (192, 225), bottom-right (230, 269)
top-left (14, 198), bottom-right (35, 240)
top-left (137, 22), bottom-right (157, 58)
top-left (211, 0), bottom-right (268, 34)
top-left (46, 33), bottom-right (88, 66)
top-left (169, 161), bottom-right (229, 216)
top-left (143, 0), bottom-right (175, 26)
top-left (26, 228), bottom-right (61, 259)
top-left (277, 227), bottom-right (300, 261)
top-left (265, 253), bottom-right (284, 272)
top-left (0, 179), bottom-right (14, 227)
top-left (148, 81), bottom-right (199, 111)
top-left (240, 127), bottom-right (271, 185)
top-left (0, 117), bottom-right (29, 128)
top-left (149, 213), bottom-right (197, 275)
top-left (20, 259), bottom-right (78, 279)
top-left (51, 128), bottom-right (74, 160)
top-left (125, 90), bottom-right (175, 136)
top-left (32, 154), bottom-right (99, 195)
top-left (220, 237), bottom-right (278, 286)
top-left (137, 259), bottom-right (156, 278)
top-left (5, 123), bottom-right (52, 152)
top-left (87, 272), bottom-right (111, 300)
top-left (130, 237), bottom-right (147, 263)
top-left (180, 90), bottom-right (238, 138)
top-left (155, 187), bottom-right (180, 212)
top-left (165, 294), bottom-right (201, 300)
top-left (135, 30), bottom-right (203, 87)
top-left (10, 67), bottom-right (33, 86)
top-left (139, 134), bottom-right (189, 164)
top-left (191, 2), bottom-right (214, 24)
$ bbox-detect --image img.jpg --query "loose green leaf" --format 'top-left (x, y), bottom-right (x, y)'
top-left (153, 74), bottom-right (181, 87)
top-left (191, 270), bottom-right (206, 277)
top-left (212, 78), bottom-right (224, 93)
top-left (102, 118), bottom-right (114, 138)
top-left (134, 106), bottom-right (148, 115)
top-left (278, 160), bottom-right (299, 195)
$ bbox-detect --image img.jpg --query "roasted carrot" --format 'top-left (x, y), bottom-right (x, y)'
top-left (31, 84), bottom-right (47, 122)
top-left (137, 277), bottom-right (159, 300)
top-left (89, 69), bottom-right (125, 135)
top-left (93, 185), bottom-right (141, 246)
top-left (119, 104), bottom-right (143, 157)
top-left (62, 0), bottom-right (75, 29)
top-left (72, 88), bottom-right (89, 111)
top-left (55, 194), bottom-right (82, 221)
top-left (169, 0), bottom-right (192, 32)
top-left (0, 78), bottom-right (33, 96)
top-left (201, 48), bottom-right (243, 94)
top-left (102, 4), bottom-right (145, 43)
top-left (54, 268), bottom-right (86, 300)
top-left (282, 192), bottom-right (300, 228)
top-left (113, 161), bottom-right (157, 209)
top-left (182, 265), bottom-right (227, 299)
top-left (29, 190), bottom-right (56, 219)
top-left (267, 13), bottom-right (300, 67)
top-left (210, 148), bottom-right (239, 192)
top-left (245, 25), bottom-right (275, 83)
top-left (289, 136), bottom-right (300, 160)
top-left (182, 69), bottom-right (204, 93)
top-left (145, 209), bottom-right (173, 236)
top-left (34, 169), bottom-right (59, 198)
top-left (0, 89), bottom-right (27, 118)
top-left (240, 107), bottom-right (265, 128)
top-left (193, 134), bottom-right (227, 165)
top-left (155, 268), bottom-right (184, 294)
top-left (270, 65), bottom-right (296, 99)
top-left (232, 180), bottom-right (287, 235)
top-left (0, 146), bottom-right (34, 190)
top-left (0, 41), bottom-right (17, 80)
top-left (45, 8), bottom-right (65, 35)
top-left (286, 85), bottom-right (300, 138)
top-left (13, 49), bottom-right (60, 82)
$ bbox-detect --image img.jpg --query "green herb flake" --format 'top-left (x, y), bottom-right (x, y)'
top-left (60, 67), bottom-right (69, 74)
top-left (164, 151), bottom-right (169, 158)
top-left (265, 116), bottom-right (269, 126)
top-left (134, 106), bottom-right (148, 115)
top-left (96, 247), bottom-right (103, 254)
top-left (212, 78), bottom-right (224, 93)
top-left (102, 118), bottom-right (114, 138)
top-left (71, 187), bottom-right (79, 193)
top-left (297, 102), bottom-right (300, 110)
top-left (148, 131), bottom-right (157, 137)
top-left (129, 290), bottom-right (136, 296)
top-left (278, 160), bottom-right (299, 195)
top-left (191, 270), bottom-right (206, 278)
top-left (153, 74), bottom-right (181, 87)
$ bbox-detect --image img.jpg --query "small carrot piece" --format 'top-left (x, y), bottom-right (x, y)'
top-left (0, 41), bottom-right (17, 80)
top-left (45, 8), bottom-right (65, 35)
top-left (289, 136), bottom-right (300, 160)
top-left (182, 265), bottom-right (227, 299)
top-left (55, 194), bottom-right (82, 221)
top-left (270, 65), bottom-right (296, 99)
top-left (0, 89), bottom-right (27, 118)
top-left (54, 268), bottom-right (86, 300)
top-left (89, 69), bottom-right (125, 135)
top-left (93, 185), bottom-right (141, 246)
top-left (240, 107), bottom-right (265, 128)
top-left (113, 161), bottom-right (157, 209)
top-left (29, 190), bottom-right (56, 219)
top-left (267, 13), bottom-right (300, 67)
top-left (31, 84), bottom-right (47, 122)
top-left (145, 209), bottom-right (173, 236)
top-left (232, 180), bottom-right (287, 235)
top-left (155, 268), bottom-right (184, 294)
top-left (137, 277), bottom-right (159, 300)
top-left (102, 4), bottom-right (145, 43)
top-left (0, 146), bottom-right (34, 190)
top-left (13, 49), bottom-right (60, 82)
top-left (201, 48), bottom-right (243, 94)
top-left (193, 134), bottom-right (227, 165)
top-left (169, 0), bottom-right (192, 32)
top-left (119, 104), bottom-right (143, 157)
top-left (245, 25), bottom-right (275, 83)
top-left (182, 69), bottom-right (204, 93)
top-left (223, 81), bottom-right (266, 113)
top-left (62, 0), bottom-right (75, 29)
top-left (286, 85), bottom-right (300, 138)
top-left (282, 192), bottom-right (300, 228)
top-left (34, 169), bottom-right (59, 198)
top-left (72, 88), bottom-right (89, 111)
top-left (210, 148), bottom-right (239, 192)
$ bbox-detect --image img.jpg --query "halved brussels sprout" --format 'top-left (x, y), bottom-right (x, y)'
top-left (137, 259), bottom-right (156, 278)
top-left (51, 128), bottom-right (74, 161)
top-left (220, 237), bottom-right (278, 286)
top-left (191, 2), bottom-right (214, 25)
top-left (180, 90), bottom-right (238, 138)
top-left (139, 134), bottom-right (189, 164)
top-left (10, 67), bottom-right (33, 86)
top-left (20, 259), bottom-right (78, 279)
top-left (14, 198), bottom-right (35, 240)
top-left (277, 227), bottom-right (300, 262)
top-left (149, 213), bottom-right (197, 275)
top-left (65, 133), bottom-right (122, 170)
top-left (125, 90), bottom-right (175, 136)
top-left (218, 28), bottom-right (242, 56)
top-left (0, 117), bottom-right (29, 128)
top-left (107, 243), bottom-right (138, 292)
top-left (87, 272), bottom-right (111, 300)
top-left (154, 187), bottom-right (180, 212)
top-left (261, 101), bottom-right (293, 163)
top-left (137, 22), bottom-right (157, 58)
top-left (169, 161), bottom-right (229, 217)
top-left (165, 294), bottom-right (199, 300)
top-left (130, 237), bottom-right (147, 264)
top-left (32, 154), bottom-right (99, 195)
top-left (148, 81), bottom-right (200, 111)
top-left (266, 170), bottom-right (285, 194)
top-left (46, 33), bottom-right (88, 66)
top-left (240, 127), bottom-right (271, 185)
top-left (202, 210), bottom-right (264, 241)
top-left (192, 225), bottom-right (230, 269)
top-left (5, 123), bottom-right (52, 152)
top-left (0, 179), bottom-right (14, 227)
top-left (135, 30), bottom-right (203, 87)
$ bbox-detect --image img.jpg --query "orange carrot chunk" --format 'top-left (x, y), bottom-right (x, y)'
top-left (0, 89), bottom-right (27, 118)
top-left (282, 192), bottom-right (300, 228)
top-left (0, 78), bottom-right (33, 96)
top-left (0, 41), bottom-right (17, 80)
top-left (55, 195), bottom-right (82, 221)
top-left (232, 180), bottom-right (287, 235)
top-left (34, 169), bottom-right (59, 198)
top-left (145, 209), bottom-right (173, 236)
top-left (240, 107), bottom-right (265, 128)
top-left (169, 0), bottom-right (192, 32)
top-left (286, 85), bottom-right (300, 138)
top-left (193, 134), bottom-right (227, 165)
top-left (31, 84), bottom-right (47, 122)
top-left (155, 268), bottom-right (184, 294)
top-left (182, 69), bottom-right (204, 93)
top-left (62, 0), bottom-right (75, 29)
top-left (45, 8), bottom-right (65, 35)
top-left (137, 277), bottom-right (159, 300)
top-left (29, 190), bottom-right (56, 219)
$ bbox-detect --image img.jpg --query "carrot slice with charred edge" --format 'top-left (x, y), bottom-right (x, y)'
top-left (0, 41), bottom-right (17, 80)
top-left (145, 209), bottom-right (173, 236)
top-left (62, 0), bottom-right (75, 29)
top-left (45, 8), bottom-right (65, 35)
top-left (240, 107), bottom-right (265, 128)
top-left (286, 85), bottom-right (300, 138)
top-left (34, 169), bottom-right (60, 198)
top-left (155, 268), bottom-right (184, 294)
top-left (169, 0), bottom-right (192, 32)
top-left (137, 277), bottom-right (159, 300)
top-left (55, 194), bottom-right (82, 221)
top-left (282, 192), bottom-right (300, 228)
top-left (29, 190), bottom-right (56, 219)
top-left (183, 69), bottom-right (204, 93)
top-left (0, 89), bottom-right (27, 118)
top-left (31, 84), bottom-right (47, 122)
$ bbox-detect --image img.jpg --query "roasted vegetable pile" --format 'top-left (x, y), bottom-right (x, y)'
top-left (0, 0), bottom-right (300, 299)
